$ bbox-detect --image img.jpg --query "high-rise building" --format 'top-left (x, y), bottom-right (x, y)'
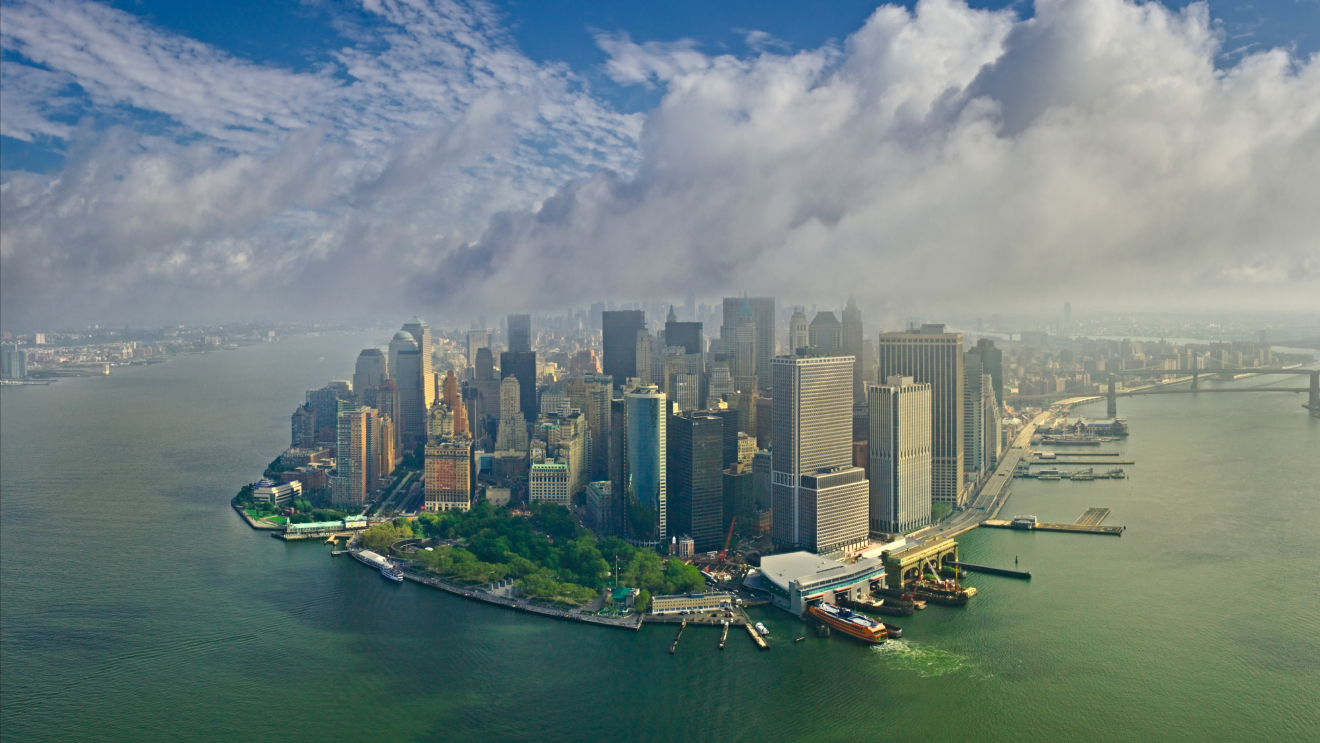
top-left (635, 329), bottom-right (652, 387)
top-left (352, 348), bottom-right (387, 404)
top-left (669, 412), bottom-right (725, 551)
top-left (425, 439), bottom-right (472, 512)
top-left (401, 317), bottom-right (435, 410)
top-left (507, 314), bottom-right (532, 353)
top-left (808, 311), bottom-right (843, 353)
top-left (475, 347), bottom-right (494, 381)
top-left (388, 330), bottom-right (414, 383)
top-left (626, 385), bottom-right (668, 541)
top-left (609, 396), bottom-right (628, 523)
top-left (842, 297), bottom-right (864, 404)
top-left (466, 329), bottom-right (489, 368)
top-left (306, 386), bottom-right (340, 443)
top-left (665, 311), bottom-right (703, 357)
top-left (722, 297), bottom-right (775, 390)
top-left (529, 462), bottom-right (570, 506)
top-left (376, 379), bottom-right (400, 461)
top-left (602, 310), bottom-right (646, 386)
top-left (291, 404), bottom-right (316, 448)
top-left (868, 376), bottom-right (932, 535)
top-left (331, 406), bottom-right (379, 508)
top-left (770, 354), bottom-right (869, 553)
top-left (393, 340), bottom-right (426, 447)
top-left (500, 350), bottom-right (537, 422)
top-left (722, 299), bottom-right (757, 383)
top-left (441, 369), bottom-right (468, 437)
top-left (711, 408), bottom-right (741, 468)
top-left (1, 344), bottom-right (27, 380)
top-left (967, 338), bottom-right (1003, 410)
top-left (875, 324), bottom-right (966, 507)
top-left (789, 307), bottom-right (809, 354)
top-left (495, 376), bottom-right (528, 453)
top-left (964, 352), bottom-right (989, 482)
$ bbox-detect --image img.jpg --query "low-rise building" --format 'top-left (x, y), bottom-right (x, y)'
top-left (747, 551), bottom-right (887, 615)
top-left (252, 477), bottom-right (302, 506)
top-left (649, 591), bottom-right (736, 615)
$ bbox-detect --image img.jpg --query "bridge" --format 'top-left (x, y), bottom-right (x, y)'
top-left (1104, 354), bottom-right (1320, 417)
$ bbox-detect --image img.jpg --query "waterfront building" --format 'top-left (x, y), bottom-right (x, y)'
top-left (305, 386), bottom-right (340, 443)
top-left (291, 404), bottom-right (316, 448)
top-left (466, 329), bottom-right (489, 368)
top-left (868, 376), bottom-right (933, 535)
top-left (964, 353), bottom-right (989, 483)
top-left (649, 592), bottom-right (735, 615)
top-left (352, 348), bottom-right (387, 403)
top-left (331, 406), bottom-right (380, 508)
top-left (602, 310), bottom-right (646, 386)
top-left (722, 296), bottom-right (776, 390)
top-left (500, 350), bottom-right (538, 422)
top-left (770, 353), bottom-right (870, 554)
top-left (529, 461), bottom-right (570, 506)
top-left (789, 307), bottom-right (809, 354)
top-left (507, 314), bottom-right (532, 353)
top-left (626, 385), bottom-right (668, 540)
top-left (425, 438), bottom-right (472, 512)
top-left (751, 552), bottom-right (886, 616)
top-left (1, 344), bottom-right (27, 380)
top-left (842, 297), bottom-right (864, 404)
top-left (875, 324), bottom-right (966, 508)
top-left (401, 317), bottom-right (435, 410)
top-left (669, 412), bottom-right (725, 552)
top-left (252, 477), bottom-right (302, 507)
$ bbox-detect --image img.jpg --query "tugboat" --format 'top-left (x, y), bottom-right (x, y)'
top-left (881, 623), bottom-right (903, 638)
top-left (807, 602), bottom-right (887, 644)
top-left (380, 562), bottom-right (404, 583)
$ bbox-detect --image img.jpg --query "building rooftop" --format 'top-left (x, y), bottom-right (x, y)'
top-left (759, 552), bottom-right (845, 592)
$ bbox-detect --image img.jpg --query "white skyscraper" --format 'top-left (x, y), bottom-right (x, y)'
top-left (770, 354), bottom-right (869, 554)
top-left (868, 376), bottom-right (933, 535)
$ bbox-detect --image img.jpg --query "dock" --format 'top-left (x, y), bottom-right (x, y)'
top-left (947, 561), bottom-right (1031, 579)
top-left (719, 622), bottom-right (729, 651)
top-left (670, 622), bottom-right (686, 655)
top-left (1028, 458), bottom-right (1135, 466)
top-left (745, 623), bottom-right (769, 650)
top-left (983, 507), bottom-right (1125, 535)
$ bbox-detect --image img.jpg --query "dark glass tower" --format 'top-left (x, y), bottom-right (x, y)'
top-left (669, 412), bottom-right (725, 551)
top-left (499, 350), bottom-right (537, 422)
top-left (602, 310), bottom-right (646, 387)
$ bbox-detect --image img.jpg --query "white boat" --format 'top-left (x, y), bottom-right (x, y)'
top-left (755, 622), bottom-right (770, 636)
top-left (380, 563), bottom-right (404, 582)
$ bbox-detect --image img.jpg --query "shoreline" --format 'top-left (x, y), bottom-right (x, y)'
top-left (347, 544), bottom-right (644, 631)
top-left (231, 497), bottom-right (281, 530)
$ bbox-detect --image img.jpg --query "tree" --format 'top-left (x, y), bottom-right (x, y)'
top-left (932, 503), bottom-right (952, 521)
top-left (361, 522), bottom-right (412, 551)
top-left (634, 589), bottom-right (650, 612)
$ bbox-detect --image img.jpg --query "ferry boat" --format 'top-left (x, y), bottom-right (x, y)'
top-left (1039, 473), bottom-right (1061, 481)
top-left (807, 602), bottom-right (887, 644)
top-left (754, 622), bottom-right (770, 636)
top-left (380, 563), bottom-right (404, 582)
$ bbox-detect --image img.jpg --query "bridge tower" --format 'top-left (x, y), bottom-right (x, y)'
top-left (1107, 375), bottom-right (1117, 418)
top-left (1308, 371), bottom-right (1320, 418)
top-left (1191, 353), bottom-right (1199, 391)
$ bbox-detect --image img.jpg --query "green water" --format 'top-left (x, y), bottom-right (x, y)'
top-left (3, 334), bottom-right (1318, 742)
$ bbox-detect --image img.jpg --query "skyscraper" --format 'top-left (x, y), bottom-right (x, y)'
top-left (770, 354), bottom-right (870, 553)
top-left (842, 297), bottom-right (864, 404)
top-left (875, 324), bottom-right (965, 508)
top-left (495, 376), bottom-right (528, 453)
top-left (728, 300), bottom-right (757, 383)
top-left (789, 307), bottom-right (809, 354)
top-left (388, 330), bottom-right (415, 383)
top-left (808, 311), bottom-right (843, 353)
top-left (425, 438), bottom-right (472, 512)
top-left (291, 404), bottom-right (316, 448)
top-left (0, 344), bottom-right (27, 380)
top-left (394, 340), bottom-right (426, 446)
top-left (331, 406), bottom-right (379, 507)
top-left (306, 386), bottom-right (340, 443)
top-left (475, 347), bottom-right (494, 381)
top-left (665, 310), bottom-right (703, 356)
top-left (377, 378), bottom-right (400, 462)
top-left (352, 348), bottom-right (387, 404)
top-left (868, 376), bottom-right (932, 535)
top-left (626, 385), bottom-right (667, 541)
top-left (670, 412), bottom-right (725, 551)
top-left (964, 352), bottom-right (988, 482)
top-left (967, 338), bottom-right (1003, 410)
top-left (500, 350), bottom-right (537, 422)
top-left (507, 314), bottom-right (532, 353)
top-left (466, 329), bottom-right (489, 368)
top-left (401, 317), bottom-right (434, 409)
top-left (602, 310), bottom-right (646, 386)
top-left (722, 297), bottom-right (775, 390)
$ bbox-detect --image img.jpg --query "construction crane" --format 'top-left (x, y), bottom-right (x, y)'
top-left (718, 517), bottom-right (737, 561)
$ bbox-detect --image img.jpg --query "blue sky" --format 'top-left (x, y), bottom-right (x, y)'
top-left (2, 0), bottom-right (1315, 173)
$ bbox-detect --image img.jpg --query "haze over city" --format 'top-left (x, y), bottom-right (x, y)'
top-left (3, 0), bottom-right (1319, 330)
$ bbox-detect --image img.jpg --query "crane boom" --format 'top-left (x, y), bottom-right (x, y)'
top-left (718, 517), bottom-right (736, 561)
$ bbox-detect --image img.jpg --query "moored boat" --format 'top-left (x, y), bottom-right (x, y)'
top-left (755, 622), bottom-right (770, 636)
top-left (882, 623), bottom-right (903, 638)
top-left (381, 563), bottom-right (404, 582)
top-left (807, 602), bottom-right (887, 644)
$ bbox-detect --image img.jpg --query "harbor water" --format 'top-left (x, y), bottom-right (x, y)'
top-left (2, 333), bottom-right (1317, 742)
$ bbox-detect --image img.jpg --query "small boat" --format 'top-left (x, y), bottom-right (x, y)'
top-left (1039, 474), bottom-right (1061, 481)
top-left (380, 563), bottom-right (404, 582)
top-left (794, 636), bottom-right (806, 643)
top-left (881, 623), bottom-right (903, 638)
top-left (807, 602), bottom-right (887, 644)
top-left (755, 622), bottom-right (770, 636)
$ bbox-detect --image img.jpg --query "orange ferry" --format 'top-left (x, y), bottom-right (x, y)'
top-left (807, 602), bottom-right (887, 644)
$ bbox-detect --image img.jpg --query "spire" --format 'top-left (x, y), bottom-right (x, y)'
top-left (739, 297), bottom-right (753, 321)
top-left (667, 304), bottom-right (677, 323)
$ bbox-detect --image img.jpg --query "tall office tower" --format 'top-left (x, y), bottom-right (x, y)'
top-left (790, 307), bottom-right (809, 353)
top-left (665, 311), bottom-right (703, 357)
top-left (377, 414), bottom-right (396, 479)
top-left (730, 388), bottom-right (759, 438)
top-left (401, 317), bottom-right (435, 409)
top-left (875, 324), bottom-right (966, 508)
top-left (868, 376), bottom-right (933, 535)
top-left (770, 354), bottom-right (869, 553)
top-left (585, 375), bottom-right (613, 480)
top-left (602, 310), bottom-right (646, 386)
top-left (711, 408), bottom-right (741, 468)
top-left (670, 412), bottom-right (725, 551)
top-left (394, 340), bottom-right (426, 446)
top-left (963, 352), bottom-right (989, 482)
top-left (842, 297), bottom-right (864, 404)
top-left (752, 448), bottom-right (772, 517)
top-left (722, 297), bottom-right (776, 390)
top-left (589, 301), bottom-right (605, 330)
top-left (722, 299), bottom-right (757, 382)
top-left (1, 344), bottom-right (27, 379)
top-left (862, 338), bottom-right (876, 389)
top-left (425, 438), bottom-right (472, 512)
top-left (306, 386), bottom-right (339, 442)
top-left (635, 329), bottom-right (652, 387)
top-left (388, 330), bottom-right (415, 383)
top-left (808, 311), bottom-right (843, 353)
top-left (707, 358), bottom-right (734, 407)
top-left (441, 369), bottom-right (468, 437)
top-left (507, 314), bottom-right (532, 353)
top-left (500, 350), bottom-right (538, 422)
top-left (475, 347), bottom-right (494, 381)
top-left (331, 407), bottom-right (378, 507)
top-left (466, 329), bottom-right (489, 368)
top-left (982, 373), bottom-right (1000, 471)
top-left (626, 385), bottom-right (668, 541)
top-left (495, 376), bottom-right (526, 452)
top-left (376, 379), bottom-right (400, 461)
top-left (967, 339), bottom-right (1003, 410)
top-left (352, 348), bottom-right (387, 403)
top-left (291, 404), bottom-right (316, 448)
top-left (609, 396), bottom-right (628, 522)
top-left (328, 380), bottom-right (355, 402)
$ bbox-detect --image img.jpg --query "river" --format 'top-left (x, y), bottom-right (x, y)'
top-left (2, 332), bottom-right (1317, 742)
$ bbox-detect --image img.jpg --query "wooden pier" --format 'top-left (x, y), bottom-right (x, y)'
top-left (745, 623), bottom-right (769, 650)
top-left (719, 622), bottom-right (729, 651)
top-left (669, 622), bottom-right (686, 655)
top-left (983, 507), bottom-right (1125, 536)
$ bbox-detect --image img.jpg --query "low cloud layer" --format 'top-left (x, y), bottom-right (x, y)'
top-left (3, 0), bottom-right (1318, 328)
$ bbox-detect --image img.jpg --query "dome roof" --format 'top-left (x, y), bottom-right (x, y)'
top-left (393, 330), bottom-right (415, 341)
top-left (405, 316), bottom-right (426, 326)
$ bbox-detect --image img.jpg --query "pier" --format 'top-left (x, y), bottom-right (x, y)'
top-left (670, 622), bottom-right (686, 655)
top-left (719, 622), bottom-right (729, 651)
top-left (983, 507), bottom-right (1125, 535)
top-left (745, 623), bottom-right (769, 650)
top-left (946, 561), bottom-right (1032, 579)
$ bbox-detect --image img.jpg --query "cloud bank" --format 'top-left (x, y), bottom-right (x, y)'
top-left (3, 0), bottom-right (1318, 328)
